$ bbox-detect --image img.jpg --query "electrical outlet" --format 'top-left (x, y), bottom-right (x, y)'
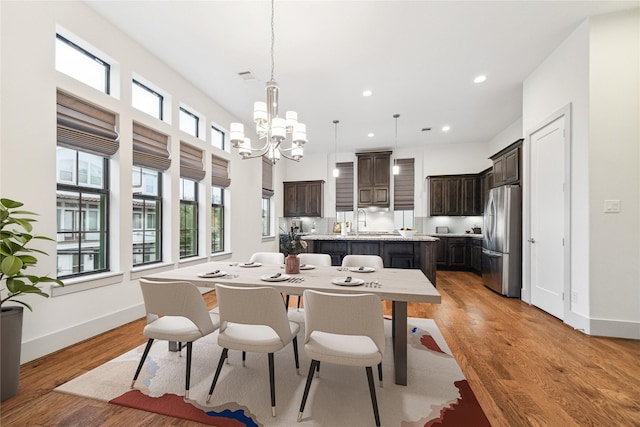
top-left (571, 291), bottom-right (578, 303)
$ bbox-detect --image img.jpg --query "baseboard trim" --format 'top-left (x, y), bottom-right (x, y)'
top-left (587, 317), bottom-right (640, 339)
top-left (21, 304), bottom-right (145, 364)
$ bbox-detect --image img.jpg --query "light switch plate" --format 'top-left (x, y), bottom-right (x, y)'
top-left (604, 200), bottom-right (621, 213)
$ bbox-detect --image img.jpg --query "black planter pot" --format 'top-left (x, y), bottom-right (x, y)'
top-left (1, 306), bottom-right (24, 401)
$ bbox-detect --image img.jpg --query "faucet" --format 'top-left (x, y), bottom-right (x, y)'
top-left (355, 208), bottom-right (367, 235)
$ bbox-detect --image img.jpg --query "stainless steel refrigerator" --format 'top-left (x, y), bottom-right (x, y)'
top-left (482, 185), bottom-right (522, 297)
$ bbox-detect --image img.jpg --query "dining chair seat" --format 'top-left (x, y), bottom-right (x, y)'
top-left (218, 322), bottom-right (300, 353)
top-left (304, 331), bottom-right (381, 366)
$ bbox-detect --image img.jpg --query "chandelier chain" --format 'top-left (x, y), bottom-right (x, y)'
top-left (270, 0), bottom-right (275, 81)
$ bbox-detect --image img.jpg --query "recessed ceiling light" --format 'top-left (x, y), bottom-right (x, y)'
top-left (442, 125), bottom-right (451, 132)
top-left (367, 133), bottom-right (375, 137)
top-left (362, 90), bottom-right (373, 97)
top-left (473, 75), bottom-right (487, 83)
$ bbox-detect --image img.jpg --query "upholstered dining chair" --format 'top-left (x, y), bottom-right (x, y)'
top-left (207, 284), bottom-right (300, 417)
top-left (297, 289), bottom-right (385, 426)
top-left (249, 251), bottom-right (285, 264)
top-left (341, 254), bottom-right (384, 269)
top-left (131, 279), bottom-right (220, 399)
top-left (286, 253), bottom-right (333, 309)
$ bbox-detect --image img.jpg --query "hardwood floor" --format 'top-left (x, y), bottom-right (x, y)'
top-left (2, 271), bottom-right (639, 426)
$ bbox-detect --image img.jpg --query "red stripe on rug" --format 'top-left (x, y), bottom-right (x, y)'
top-left (424, 380), bottom-right (491, 427)
top-left (420, 333), bottom-right (445, 354)
top-left (110, 390), bottom-right (248, 426)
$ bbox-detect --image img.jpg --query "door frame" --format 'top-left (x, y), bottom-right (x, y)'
top-left (522, 104), bottom-right (572, 319)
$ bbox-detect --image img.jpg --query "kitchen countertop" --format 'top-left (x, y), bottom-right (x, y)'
top-left (427, 233), bottom-right (484, 239)
top-left (301, 233), bottom-right (439, 242)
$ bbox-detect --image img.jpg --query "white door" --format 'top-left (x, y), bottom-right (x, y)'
top-left (530, 115), bottom-right (565, 319)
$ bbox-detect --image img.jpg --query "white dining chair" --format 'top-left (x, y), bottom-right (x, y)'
top-left (341, 254), bottom-right (384, 269)
top-left (207, 284), bottom-right (300, 417)
top-left (286, 253), bottom-right (333, 309)
top-left (297, 289), bottom-right (385, 426)
top-left (249, 251), bottom-right (285, 264)
top-left (131, 279), bottom-right (220, 399)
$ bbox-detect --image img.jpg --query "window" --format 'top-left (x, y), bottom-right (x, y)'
top-left (133, 167), bottom-right (162, 266)
top-left (261, 197), bottom-right (271, 236)
top-left (337, 211), bottom-right (354, 225)
top-left (180, 178), bottom-right (198, 258)
top-left (179, 107), bottom-right (199, 137)
top-left (211, 186), bottom-right (224, 253)
top-left (132, 80), bottom-right (163, 120)
top-left (56, 34), bottom-right (110, 94)
top-left (211, 125), bottom-right (225, 150)
top-left (56, 147), bottom-right (109, 278)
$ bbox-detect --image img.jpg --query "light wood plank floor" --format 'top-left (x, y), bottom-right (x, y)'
top-left (2, 271), bottom-right (639, 426)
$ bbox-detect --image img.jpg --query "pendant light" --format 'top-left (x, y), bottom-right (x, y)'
top-left (332, 120), bottom-right (340, 178)
top-left (393, 114), bottom-right (400, 175)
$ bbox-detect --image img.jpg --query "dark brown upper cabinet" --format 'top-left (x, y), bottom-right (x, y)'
top-left (491, 139), bottom-right (523, 187)
top-left (428, 174), bottom-right (480, 216)
top-left (356, 151), bottom-right (391, 208)
top-left (283, 180), bottom-right (324, 217)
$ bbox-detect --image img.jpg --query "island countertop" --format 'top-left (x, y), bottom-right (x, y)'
top-left (301, 233), bottom-right (440, 242)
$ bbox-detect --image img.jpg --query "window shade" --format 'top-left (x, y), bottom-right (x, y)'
top-left (132, 122), bottom-right (170, 171)
top-left (394, 158), bottom-right (415, 210)
top-left (262, 156), bottom-right (274, 197)
top-left (56, 90), bottom-right (119, 157)
top-left (335, 162), bottom-right (354, 211)
top-left (211, 154), bottom-right (231, 188)
top-left (180, 142), bottom-right (206, 181)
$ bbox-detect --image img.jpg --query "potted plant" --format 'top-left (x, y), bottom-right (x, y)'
top-left (279, 227), bottom-right (307, 274)
top-left (1, 198), bottom-right (64, 401)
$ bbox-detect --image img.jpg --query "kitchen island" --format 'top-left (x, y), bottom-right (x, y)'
top-left (302, 233), bottom-right (439, 285)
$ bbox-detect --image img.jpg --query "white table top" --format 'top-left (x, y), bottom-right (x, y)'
top-left (143, 261), bottom-right (441, 304)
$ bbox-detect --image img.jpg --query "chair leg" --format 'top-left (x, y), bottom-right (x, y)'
top-left (316, 361), bottom-right (320, 378)
top-left (268, 353), bottom-right (276, 417)
top-left (366, 366), bottom-right (381, 427)
top-left (206, 348), bottom-right (229, 403)
top-left (185, 342), bottom-right (192, 399)
top-left (298, 359), bottom-right (319, 422)
top-left (242, 351), bottom-right (246, 367)
top-left (378, 362), bottom-right (383, 388)
top-left (284, 294), bottom-right (290, 308)
top-left (131, 338), bottom-right (154, 388)
top-left (297, 296), bottom-right (302, 311)
top-left (292, 336), bottom-right (300, 374)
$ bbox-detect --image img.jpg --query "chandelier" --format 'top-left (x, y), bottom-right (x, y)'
top-left (229, 0), bottom-right (307, 164)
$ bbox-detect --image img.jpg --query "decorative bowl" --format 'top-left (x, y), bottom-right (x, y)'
top-left (398, 229), bottom-right (417, 238)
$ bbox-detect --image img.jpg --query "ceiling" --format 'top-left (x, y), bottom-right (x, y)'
top-left (85, 1), bottom-right (636, 155)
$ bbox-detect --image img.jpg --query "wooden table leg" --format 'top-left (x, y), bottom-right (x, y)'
top-left (392, 300), bottom-right (407, 385)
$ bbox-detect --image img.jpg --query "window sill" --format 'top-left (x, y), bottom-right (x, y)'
top-left (52, 271), bottom-right (124, 297)
top-left (130, 262), bottom-right (176, 280)
top-left (262, 235), bottom-right (276, 242)
top-left (210, 251), bottom-right (232, 260)
top-left (178, 255), bottom-right (209, 267)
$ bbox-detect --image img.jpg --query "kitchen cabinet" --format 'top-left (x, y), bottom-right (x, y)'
top-left (470, 238), bottom-right (483, 273)
top-left (428, 174), bottom-right (480, 216)
top-left (356, 151), bottom-right (391, 208)
top-left (491, 139), bottom-right (523, 187)
top-left (479, 167), bottom-right (493, 213)
top-left (283, 180), bottom-right (324, 217)
top-left (447, 237), bottom-right (468, 267)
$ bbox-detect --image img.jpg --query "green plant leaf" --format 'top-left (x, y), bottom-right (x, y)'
top-left (18, 255), bottom-right (38, 265)
top-left (1, 255), bottom-right (23, 276)
top-left (12, 300), bottom-right (33, 311)
top-left (0, 198), bottom-right (24, 209)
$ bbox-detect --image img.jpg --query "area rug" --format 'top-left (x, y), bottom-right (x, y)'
top-left (55, 311), bottom-right (490, 426)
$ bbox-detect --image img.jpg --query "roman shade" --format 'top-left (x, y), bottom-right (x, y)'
top-left (393, 158), bottom-right (415, 210)
top-left (180, 142), bottom-right (205, 181)
top-left (56, 90), bottom-right (119, 157)
top-left (335, 162), bottom-right (354, 211)
top-left (211, 154), bottom-right (231, 188)
top-left (132, 122), bottom-right (170, 171)
top-left (262, 156), bottom-right (274, 197)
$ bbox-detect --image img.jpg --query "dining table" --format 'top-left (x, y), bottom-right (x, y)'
top-left (142, 260), bottom-right (441, 386)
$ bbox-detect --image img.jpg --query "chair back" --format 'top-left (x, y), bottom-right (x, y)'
top-left (215, 284), bottom-right (294, 343)
top-left (298, 253), bottom-right (332, 267)
top-left (341, 255), bottom-right (384, 269)
top-left (139, 279), bottom-right (217, 336)
top-left (249, 252), bottom-right (285, 264)
top-left (302, 290), bottom-right (385, 354)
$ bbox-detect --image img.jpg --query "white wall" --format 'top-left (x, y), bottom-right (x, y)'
top-left (588, 9), bottom-right (640, 336)
top-left (487, 118), bottom-right (523, 156)
top-left (523, 9), bottom-right (640, 338)
top-left (0, 1), bottom-right (277, 362)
